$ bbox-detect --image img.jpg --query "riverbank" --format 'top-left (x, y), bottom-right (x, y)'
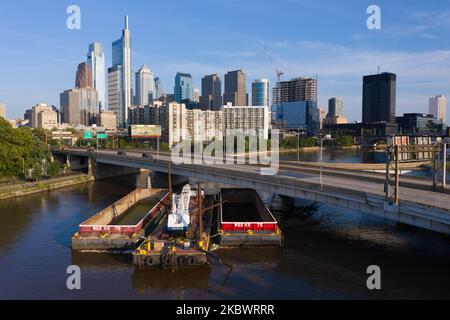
top-left (0, 174), bottom-right (94, 201)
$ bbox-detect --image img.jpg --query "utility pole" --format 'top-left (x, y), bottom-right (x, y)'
top-left (394, 145), bottom-right (400, 205)
top-left (443, 142), bottom-right (447, 189)
top-left (197, 183), bottom-right (203, 244)
top-left (168, 161), bottom-right (173, 210)
top-left (385, 143), bottom-right (400, 206)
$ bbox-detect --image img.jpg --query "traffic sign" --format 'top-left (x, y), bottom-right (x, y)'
top-left (83, 132), bottom-right (93, 139)
top-left (97, 133), bottom-right (108, 140)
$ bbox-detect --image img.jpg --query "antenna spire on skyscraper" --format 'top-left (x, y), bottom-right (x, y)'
top-left (125, 16), bottom-right (129, 29)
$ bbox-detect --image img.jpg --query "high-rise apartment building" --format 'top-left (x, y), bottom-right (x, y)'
top-left (109, 16), bottom-right (132, 128)
top-left (160, 102), bottom-right (188, 146)
top-left (87, 42), bottom-right (106, 111)
top-left (252, 79), bottom-right (270, 106)
top-left (272, 77), bottom-right (317, 104)
top-left (223, 70), bottom-right (247, 106)
top-left (186, 109), bottom-right (222, 142)
top-left (135, 64), bottom-right (154, 106)
top-left (75, 62), bottom-right (93, 89)
top-left (60, 88), bottom-right (99, 126)
top-left (429, 95), bottom-right (447, 124)
top-left (272, 77), bottom-right (318, 135)
top-left (222, 103), bottom-right (270, 139)
top-left (362, 73), bottom-right (396, 124)
top-left (129, 102), bottom-right (188, 146)
top-left (200, 74), bottom-right (222, 111)
top-left (174, 73), bottom-right (193, 103)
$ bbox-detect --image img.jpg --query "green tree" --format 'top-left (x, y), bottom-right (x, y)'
top-left (46, 162), bottom-right (61, 177)
top-left (32, 163), bottom-right (42, 182)
top-left (160, 143), bottom-right (171, 152)
top-left (0, 118), bottom-right (51, 178)
top-left (337, 135), bottom-right (354, 147)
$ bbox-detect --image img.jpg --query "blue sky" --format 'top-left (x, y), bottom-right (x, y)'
top-left (1, 0), bottom-right (450, 121)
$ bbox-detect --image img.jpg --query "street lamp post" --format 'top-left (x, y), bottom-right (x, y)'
top-left (443, 141), bottom-right (447, 189)
top-left (320, 134), bottom-right (332, 191)
top-left (297, 129), bottom-right (300, 164)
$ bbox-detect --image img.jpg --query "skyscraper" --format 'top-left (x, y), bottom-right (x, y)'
top-left (252, 79), bottom-right (270, 106)
top-left (87, 42), bottom-right (106, 111)
top-left (154, 77), bottom-right (164, 100)
top-left (328, 97), bottom-right (344, 117)
top-left (75, 62), bottom-right (92, 89)
top-left (60, 88), bottom-right (99, 126)
top-left (429, 95), bottom-right (447, 124)
top-left (362, 73), bottom-right (396, 124)
top-left (108, 65), bottom-right (123, 127)
top-left (200, 74), bottom-right (222, 111)
top-left (174, 73), bottom-right (193, 103)
top-left (135, 64), bottom-right (154, 106)
top-left (223, 70), bottom-right (247, 106)
top-left (109, 16), bottom-right (132, 128)
top-left (223, 104), bottom-right (271, 139)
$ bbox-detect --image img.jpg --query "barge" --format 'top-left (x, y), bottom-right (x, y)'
top-left (133, 184), bottom-right (214, 269)
top-left (72, 188), bottom-right (169, 251)
top-left (218, 188), bottom-right (282, 247)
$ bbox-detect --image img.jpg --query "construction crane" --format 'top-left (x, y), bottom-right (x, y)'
top-left (260, 40), bottom-right (284, 83)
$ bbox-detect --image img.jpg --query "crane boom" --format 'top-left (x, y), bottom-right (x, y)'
top-left (260, 40), bottom-right (284, 82)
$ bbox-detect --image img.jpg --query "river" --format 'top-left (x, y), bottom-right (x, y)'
top-left (0, 173), bottom-right (449, 300)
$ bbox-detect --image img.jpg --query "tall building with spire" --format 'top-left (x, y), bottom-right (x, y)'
top-left (135, 64), bottom-right (154, 106)
top-left (109, 16), bottom-right (132, 128)
top-left (87, 42), bottom-right (106, 111)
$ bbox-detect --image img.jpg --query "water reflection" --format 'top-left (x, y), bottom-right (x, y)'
top-left (0, 173), bottom-right (450, 299)
top-left (280, 148), bottom-right (363, 163)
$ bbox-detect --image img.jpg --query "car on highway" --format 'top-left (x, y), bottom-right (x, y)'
top-left (117, 150), bottom-right (127, 156)
top-left (87, 147), bottom-right (95, 153)
top-left (142, 153), bottom-right (153, 159)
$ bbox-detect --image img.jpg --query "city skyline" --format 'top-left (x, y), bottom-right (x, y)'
top-left (1, 1), bottom-right (450, 122)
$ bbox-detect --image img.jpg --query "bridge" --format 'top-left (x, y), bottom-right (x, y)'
top-left (53, 148), bottom-right (450, 235)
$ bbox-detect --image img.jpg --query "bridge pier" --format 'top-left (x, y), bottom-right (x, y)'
top-left (88, 157), bottom-right (94, 179)
top-left (65, 155), bottom-right (71, 170)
